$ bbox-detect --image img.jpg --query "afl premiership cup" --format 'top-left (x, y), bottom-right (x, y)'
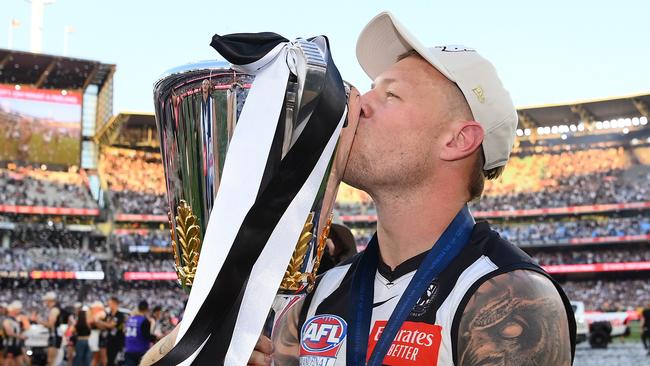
top-left (152, 33), bottom-right (360, 365)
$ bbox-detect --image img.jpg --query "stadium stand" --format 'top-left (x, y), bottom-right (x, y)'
top-left (99, 147), bottom-right (167, 215)
top-left (560, 280), bottom-right (650, 311)
top-left (0, 166), bottom-right (97, 208)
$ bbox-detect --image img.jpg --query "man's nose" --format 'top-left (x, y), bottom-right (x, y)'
top-left (360, 92), bottom-right (374, 119)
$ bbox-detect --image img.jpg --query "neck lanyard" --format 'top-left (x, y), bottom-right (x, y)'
top-left (347, 205), bottom-right (475, 365)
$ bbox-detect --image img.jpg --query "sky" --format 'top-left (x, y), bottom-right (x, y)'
top-left (1, 0), bottom-right (649, 114)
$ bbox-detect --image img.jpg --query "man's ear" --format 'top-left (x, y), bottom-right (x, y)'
top-left (440, 121), bottom-right (484, 162)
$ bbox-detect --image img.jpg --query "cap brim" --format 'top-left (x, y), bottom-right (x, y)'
top-left (356, 12), bottom-right (452, 81)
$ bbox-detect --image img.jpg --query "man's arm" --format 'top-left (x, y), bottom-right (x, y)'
top-left (457, 270), bottom-right (572, 366)
top-left (141, 318), bottom-right (157, 342)
top-left (140, 323), bottom-right (180, 366)
top-left (40, 307), bottom-right (59, 328)
top-left (3, 319), bottom-right (15, 337)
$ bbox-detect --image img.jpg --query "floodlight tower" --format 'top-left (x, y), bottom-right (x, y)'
top-left (26, 0), bottom-right (56, 53)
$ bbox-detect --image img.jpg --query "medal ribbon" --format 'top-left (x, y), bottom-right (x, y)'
top-left (347, 205), bottom-right (475, 365)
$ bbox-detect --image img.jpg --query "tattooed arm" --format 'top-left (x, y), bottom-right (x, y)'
top-left (457, 270), bottom-right (572, 366)
top-left (139, 323), bottom-right (179, 366)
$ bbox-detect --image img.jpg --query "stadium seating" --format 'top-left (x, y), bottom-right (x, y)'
top-left (561, 280), bottom-right (650, 311)
top-left (334, 145), bottom-right (650, 215)
top-left (0, 166), bottom-right (97, 208)
top-left (99, 147), bottom-right (167, 214)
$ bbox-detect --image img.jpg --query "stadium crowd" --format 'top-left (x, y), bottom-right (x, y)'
top-left (350, 216), bottom-right (650, 248)
top-left (561, 279), bottom-right (650, 312)
top-left (99, 148), bottom-right (167, 215)
top-left (1, 281), bottom-right (187, 319)
top-left (0, 248), bottom-right (101, 272)
top-left (494, 215), bottom-right (650, 243)
top-left (113, 253), bottom-right (175, 275)
top-left (4, 227), bottom-right (104, 251)
top-left (334, 146), bottom-right (650, 215)
top-left (530, 247), bottom-right (650, 265)
top-left (0, 281), bottom-right (185, 366)
top-left (113, 231), bottom-right (169, 251)
top-left (0, 166), bottom-right (96, 209)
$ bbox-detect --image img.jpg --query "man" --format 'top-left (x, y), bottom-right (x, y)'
top-left (38, 292), bottom-right (63, 366)
top-left (143, 11), bottom-right (575, 365)
top-left (150, 306), bottom-right (164, 341)
top-left (641, 304), bottom-right (650, 355)
top-left (102, 297), bottom-right (126, 366)
top-left (2, 301), bottom-right (27, 366)
top-left (123, 301), bottom-right (156, 366)
top-left (258, 11), bottom-right (574, 365)
top-left (89, 301), bottom-right (107, 366)
top-left (0, 302), bottom-right (7, 365)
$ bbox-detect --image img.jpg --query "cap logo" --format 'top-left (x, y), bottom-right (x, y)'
top-left (438, 45), bottom-right (476, 53)
top-left (472, 86), bottom-right (485, 103)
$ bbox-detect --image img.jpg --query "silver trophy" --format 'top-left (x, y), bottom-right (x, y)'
top-left (153, 34), bottom-right (360, 364)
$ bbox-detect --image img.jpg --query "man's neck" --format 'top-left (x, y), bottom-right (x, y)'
top-left (373, 183), bottom-right (467, 270)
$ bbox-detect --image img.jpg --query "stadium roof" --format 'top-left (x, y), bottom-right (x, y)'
top-left (517, 92), bottom-right (650, 129)
top-left (94, 112), bottom-right (156, 147)
top-left (98, 92), bottom-right (650, 146)
top-left (0, 48), bottom-right (115, 90)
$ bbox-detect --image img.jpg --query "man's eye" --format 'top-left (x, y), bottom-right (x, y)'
top-left (386, 91), bottom-right (398, 99)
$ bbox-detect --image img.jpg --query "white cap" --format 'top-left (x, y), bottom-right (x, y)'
top-left (42, 291), bottom-right (57, 301)
top-left (8, 301), bottom-right (22, 311)
top-left (356, 12), bottom-right (518, 170)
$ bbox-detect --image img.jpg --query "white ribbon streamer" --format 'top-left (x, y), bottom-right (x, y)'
top-left (175, 42), bottom-right (291, 364)
top-left (224, 108), bottom-right (348, 366)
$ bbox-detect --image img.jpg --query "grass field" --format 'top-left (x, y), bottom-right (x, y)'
top-left (0, 133), bottom-right (79, 165)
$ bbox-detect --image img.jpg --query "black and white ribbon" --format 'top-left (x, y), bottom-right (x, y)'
top-left (154, 33), bottom-right (348, 366)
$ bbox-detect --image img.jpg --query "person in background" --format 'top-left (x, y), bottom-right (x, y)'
top-left (72, 305), bottom-right (92, 366)
top-left (641, 303), bottom-right (650, 356)
top-left (89, 301), bottom-right (107, 366)
top-left (103, 297), bottom-right (125, 366)
top-left (150, 306), bottom-right (164, 341)
top-left (123, 301), bottom-right (155, 366)
top-left (2, 301), bottom-right (27, 366)
top-left (38, 291), bottom-right (63, 366)
top-left (0, 302), bottom-right (6, 366)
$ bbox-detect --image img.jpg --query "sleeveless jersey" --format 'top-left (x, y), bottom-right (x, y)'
top-left (124, 315), bottom-right (150, 354)
top-left (2, 316), bottom-right (22, 348)
top-left (297, 221), bottom-right (576, 365)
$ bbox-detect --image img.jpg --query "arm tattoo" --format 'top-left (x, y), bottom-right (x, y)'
top-left (457, 270), bottom-right (571, 366)
top-left (158, 336), bottom-right (174, 355)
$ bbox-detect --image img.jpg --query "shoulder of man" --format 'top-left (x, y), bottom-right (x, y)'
top-left (456, 269), bottom-right (573, 366)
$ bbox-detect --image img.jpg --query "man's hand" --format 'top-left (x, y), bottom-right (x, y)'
top-left (457, 270), bottom-right (572, 366)
top-left (248, 335), bottom-right (273, 366)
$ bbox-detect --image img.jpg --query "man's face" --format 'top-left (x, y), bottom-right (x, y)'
top-left (108, 300), bottom-right (118, 311)
top-left (343, 56), bottom-right (457, 193)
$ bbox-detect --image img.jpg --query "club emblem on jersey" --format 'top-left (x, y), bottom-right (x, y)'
top-left (410, 281), bottom-right (438, 318)
top-left (300, 314), bottom-right (347, 364)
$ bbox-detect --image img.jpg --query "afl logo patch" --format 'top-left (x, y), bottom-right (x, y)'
top-left (300, 314), bottom-right (347, 358)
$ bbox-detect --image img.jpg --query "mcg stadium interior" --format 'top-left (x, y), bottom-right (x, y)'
top-left (1, 48), bottom-right (649, 320)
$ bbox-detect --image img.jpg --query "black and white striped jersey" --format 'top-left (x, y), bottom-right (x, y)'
top-left (297, 221), bottom-right (576, 365)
